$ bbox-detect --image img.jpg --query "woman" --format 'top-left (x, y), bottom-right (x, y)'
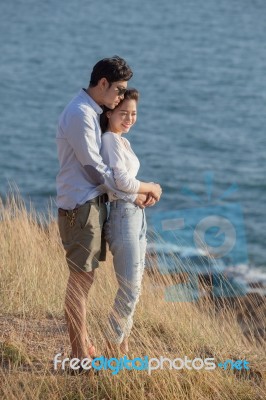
top-left (100, 88), bottom-right (162, 354)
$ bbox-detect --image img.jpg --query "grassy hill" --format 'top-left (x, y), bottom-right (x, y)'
top-left (0, 196), bottom-right (265, 400)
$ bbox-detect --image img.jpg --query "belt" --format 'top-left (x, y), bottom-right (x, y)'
top-left (58, 194), bottom-right (108, 217)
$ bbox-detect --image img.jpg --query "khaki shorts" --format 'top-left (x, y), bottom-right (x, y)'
top-left (58, 200), bottom-right (107, 272)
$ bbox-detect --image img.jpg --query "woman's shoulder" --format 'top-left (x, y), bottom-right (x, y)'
top-left (102, 131), bottom-right (120, 139)
top-left (102, 131), bottom-right (123, 145)
top-left (122, 137), bottom-right (131, 146)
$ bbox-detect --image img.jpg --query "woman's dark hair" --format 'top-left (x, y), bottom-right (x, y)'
top-left (89, 56), bottom-right (133, 87)
top-left (100, 88), bottom-right (139, 133)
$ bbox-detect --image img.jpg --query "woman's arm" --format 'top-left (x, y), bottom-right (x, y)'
top-left (101, 133), bottom-right (162, 200)
top-left (138, 182), bottom-right (162, 201)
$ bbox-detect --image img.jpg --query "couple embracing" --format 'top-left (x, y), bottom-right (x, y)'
top-left (56, 56), bottom-right (162, 370)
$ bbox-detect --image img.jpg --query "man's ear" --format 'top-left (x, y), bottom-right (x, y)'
top-left (98, 77), bottom-right (109, 91)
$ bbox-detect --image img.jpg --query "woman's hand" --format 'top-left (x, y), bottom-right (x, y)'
top-left (134, 194), bottom-right (148, 208)
top-left (149, 183), bottom-right (162, 201)
top-left (138, 181), bottom-right (162, 200)
top-left (143, 193), bottom-right (157, 207)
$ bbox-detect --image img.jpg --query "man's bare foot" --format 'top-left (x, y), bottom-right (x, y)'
top-left (88, 344), bottom-right (97, 358)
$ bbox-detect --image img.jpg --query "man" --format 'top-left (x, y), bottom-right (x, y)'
top-left (56, 56), bottom-right (157, 364)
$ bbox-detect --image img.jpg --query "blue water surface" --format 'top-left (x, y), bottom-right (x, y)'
top-left (0, 0), bottom-right (265, 266)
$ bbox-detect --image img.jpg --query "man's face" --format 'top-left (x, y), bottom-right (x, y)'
top-left (102, 81), bottom-right (128, 109)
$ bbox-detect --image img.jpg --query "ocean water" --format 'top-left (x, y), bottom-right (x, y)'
top-left (0, 0), bottom-right (265, 267)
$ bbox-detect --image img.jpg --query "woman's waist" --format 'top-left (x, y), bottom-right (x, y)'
top-left (110, 199), bottom-right (140, 209)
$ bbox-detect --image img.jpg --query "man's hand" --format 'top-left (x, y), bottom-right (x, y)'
top-left (134, 193), bottom-right (148, 209)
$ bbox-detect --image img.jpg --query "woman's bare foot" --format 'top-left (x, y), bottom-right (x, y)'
top-left (70, 342), bottom-right (97, 360)
top-left (104, 337), bottom-right (129, 357)
top-left (104, 340), bottom-right (121, 358)
top-left (120, 337), bottom-right (129, 354)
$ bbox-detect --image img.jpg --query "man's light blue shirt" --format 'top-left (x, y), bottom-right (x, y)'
top-left (56, 89), bottom-right (136, 209)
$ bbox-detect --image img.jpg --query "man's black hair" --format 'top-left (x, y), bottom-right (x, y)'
top-left (89, 56), bottom-right (133, 87)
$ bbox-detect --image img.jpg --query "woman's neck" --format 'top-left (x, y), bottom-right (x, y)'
top-left (107, 128), bottom-right (123, 136)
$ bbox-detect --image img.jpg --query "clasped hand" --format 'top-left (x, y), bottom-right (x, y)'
top-left (135, 183), bottom-right (162, 209)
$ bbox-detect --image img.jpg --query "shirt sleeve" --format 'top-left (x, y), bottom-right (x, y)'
top-left (101, 133), bottom-right (141, 194)
top-left (65, 109), bottom-right (137, 202)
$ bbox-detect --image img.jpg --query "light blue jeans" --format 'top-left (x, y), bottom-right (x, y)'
top-left (104, 199), bottom-right (147, 344)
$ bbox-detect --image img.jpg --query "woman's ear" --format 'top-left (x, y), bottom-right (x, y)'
top-left (106, 111), bottom-right (112, 119)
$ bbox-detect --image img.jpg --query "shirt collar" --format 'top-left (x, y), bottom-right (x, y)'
top-left (80, 89), bottom-right (103, 115)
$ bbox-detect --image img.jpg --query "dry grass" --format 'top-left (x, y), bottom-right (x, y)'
top-left (0, 195), bottom-right (265, 400)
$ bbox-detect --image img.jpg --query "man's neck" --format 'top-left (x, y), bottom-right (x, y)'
top-left (86, 87), bottom-right (102, 106)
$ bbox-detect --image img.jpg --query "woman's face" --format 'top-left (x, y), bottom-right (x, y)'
top-left (107, 99), bottom-right (137, 134)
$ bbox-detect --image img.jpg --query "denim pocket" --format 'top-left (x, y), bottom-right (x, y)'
top-left (121, 207), bottom-right (138, 218)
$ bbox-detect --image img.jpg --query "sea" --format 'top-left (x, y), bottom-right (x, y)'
top-left (0, 0), bottom-right (265, 274)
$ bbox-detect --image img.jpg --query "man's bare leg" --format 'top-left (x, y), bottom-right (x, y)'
top-left (64, 269), bottom-right (94, 359)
